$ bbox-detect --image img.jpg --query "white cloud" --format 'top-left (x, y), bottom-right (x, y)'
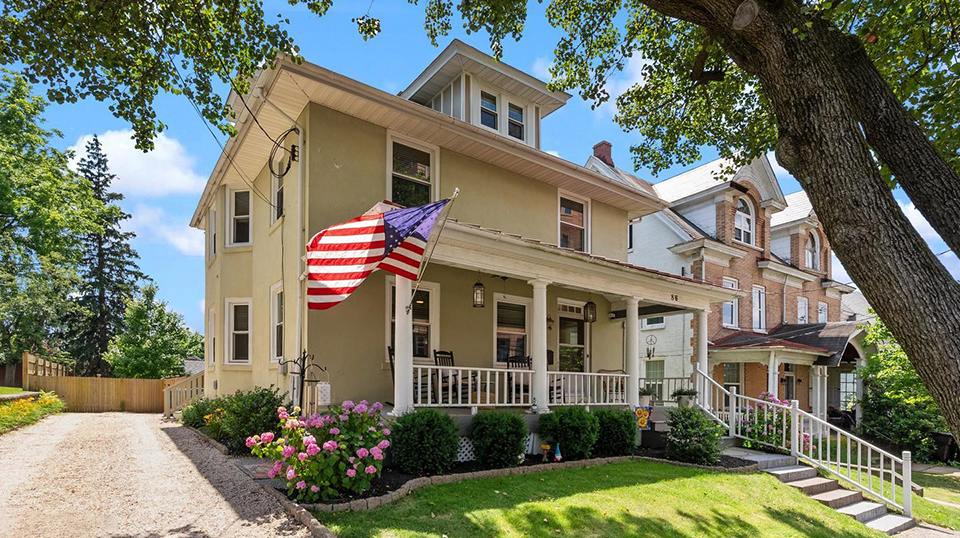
top-left (531, 57), bottom-right (553, 80)
top-left (765, 151), bottom-right (793, 181)
top-left (599, 55), bottom-right (652, 117)
top-left (831, 254), bottom-right (853, 287)
top-left (545, 150), bottom-right (561, 158)
top-left (69, 129), bottom-right (205, 197)
top-left (129, 204), bottom-right (204, 256)
top-left (898, 201), bottom-right (942, 243)
top-left (198, 298), bottom-right (206, 315)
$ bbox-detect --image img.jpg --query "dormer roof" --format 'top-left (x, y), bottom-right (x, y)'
top-left (771, 190), bottom-right (815, 228)
top-left (400, 39), bottom-right (571, 117)
top-left (651, 155), bottom-right (787, 209)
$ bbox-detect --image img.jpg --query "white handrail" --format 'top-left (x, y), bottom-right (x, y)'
top-left (692, 368), bottom-right (911, 516)
top-left (638, 376), bottom-right (694, 404)
top-left (412, 365), bottom-right (533, 409)
top-left (547, 371), bottom-right (628, 407)
top-left (163, 371), bottom-right (205, 416)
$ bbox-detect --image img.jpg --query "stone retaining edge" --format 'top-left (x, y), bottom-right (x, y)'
top-left (0, 391), bottom-right (41, 403)
top-left (184, 425), bottom-right (230, 455)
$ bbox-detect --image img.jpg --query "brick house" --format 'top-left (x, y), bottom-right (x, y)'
top-left (588, 143), bottom-right (869, 422)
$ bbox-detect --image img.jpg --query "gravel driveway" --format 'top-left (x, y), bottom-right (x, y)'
top-left (0, 413), bottom-right (312, 538)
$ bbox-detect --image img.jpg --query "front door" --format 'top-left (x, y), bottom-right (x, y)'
top-left (558, 316), bottom-right (588, 372)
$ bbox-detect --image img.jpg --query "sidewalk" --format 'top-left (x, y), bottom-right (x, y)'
top-left (914, 464), bottom-right (960, 478)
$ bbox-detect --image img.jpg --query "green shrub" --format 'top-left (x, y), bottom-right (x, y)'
top-left (592, 409), bottom-right (636, 457)
top-left (392, 409), bottom-right (459, 475)
top-left (665, 406), bottom-right (724, 465)
top-left (470, 411), bottom-right (528, 467)
top-left (219, 387), bottom-right (287, 453)
top-left (0, 391), bottom-right (66, 434)
top-left (181, 397), bottom-right (223, 429)
top-left (538, 406), bottom-right (599, 460)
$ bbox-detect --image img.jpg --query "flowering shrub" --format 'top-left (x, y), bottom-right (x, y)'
top-left (0, 391), bottom-right (66, 433)
top-left (248, 400), bottom-right (391, 501)
top-left (740, 392), bottom-right (813, 453)
top-left (203, 407), bottom-right (226, 440)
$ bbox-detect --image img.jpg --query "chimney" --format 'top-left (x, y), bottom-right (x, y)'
top-left (593, 140), bottom-right (614, 167)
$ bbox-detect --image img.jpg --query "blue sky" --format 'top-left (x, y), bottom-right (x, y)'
top-left (35, 1), bottom-right (957, 331)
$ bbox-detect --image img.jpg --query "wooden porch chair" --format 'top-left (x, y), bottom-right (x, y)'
top-left (388, 346), bottom-right (432, 404)
top-left (506, 356), bottom-right (532, 402)
top-left (432, 349), bottom-right (475, 404)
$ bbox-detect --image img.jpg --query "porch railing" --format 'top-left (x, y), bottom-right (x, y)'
top-left (412, 365), bottom-right (533, 409)
top-left (639, 376), bottom-right (695, 405)
top-left (693, 368), bottom-right (911, 517)
top-left (547, 371), bottom-right (628, 407)
top-left (163, 371), bottom-right (204, 416)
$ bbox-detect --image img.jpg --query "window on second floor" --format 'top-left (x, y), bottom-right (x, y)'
top-left (228, 190), bottom-right (251, 246)
top-left (628, 223), bottom-right (634, 251)
top-left (722, 278), bottom-right (739, 328)
top-left (480, 91), bottom-right (498, 130)
top-left (797, 296), bottom-right (809, 323)
top-left (272, 174), bottom-right (284, 223)
top-left (559, 195), bottom-right (588, 253)
top-left (805, 231), bottom-right (820, 270)
top-left (734, 198), bottom-right (754, 245)
top-left (507, 103), bottom-right (525, 141)
top-left (818, 301), bottom-right (828, 323)
top-left (207, 209), bottom-right (217, 259)
top-left (390, 139), bottom-right (434, 208)
top-left (752, 285), bottom-right (766, 331)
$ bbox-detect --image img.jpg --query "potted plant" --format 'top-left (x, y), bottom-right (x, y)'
top-left (638, 386), bottom-right (657, 408)
top-left (671, 387), bottom-right (698, 407)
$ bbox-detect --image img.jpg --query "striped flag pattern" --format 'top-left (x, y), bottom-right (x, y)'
top-left (306, 199), bottom-right (451, 310)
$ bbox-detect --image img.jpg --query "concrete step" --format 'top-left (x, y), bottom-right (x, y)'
top-left (786, 476), bottom-right (839, 495)
top-left (864, 513), bottom-right (915, 535)
top-left (810, 488), bottom-right (863, 509)
top-left (766, 465), bottom-right (819, 483)
top-left (720, 436), bottom-right (737, 448)
top-left (837, 501), bottom-right (888, 523)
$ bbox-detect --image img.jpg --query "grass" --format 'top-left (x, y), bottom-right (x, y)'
top-left (0, 386), bottom-right (26, 395)
top-left (316, 460), bottom-right (889, 538)
top-left (915, 473), bottom-right (960, 508)
top-left (0, 391), bottom-right (66, 434)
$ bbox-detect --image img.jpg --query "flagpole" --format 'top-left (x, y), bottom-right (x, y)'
top-left (406, 188), bottom-right (459, 314)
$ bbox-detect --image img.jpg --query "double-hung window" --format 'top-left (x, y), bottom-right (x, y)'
top-left (839, 372), bottom-right (857, 410)
top-left (229, 190), bottom-right (251, 245)
top-left (388, 281), bottom-right (437, 361)
top-left (734, 198), bottom-right (754, 245)
top-left (559, 195), bottom-right (588, 253)
top-left (723, 362), bottom-right (742, 406)
top-left (271, 283), bottom-right (284, 363)
top-left (805, 232), bottom-right (820, 270)
top-left (480, 91), bottom-right (498, 130)
top-left (818, 301), bottom-right (828, 323)
top-left (797, 296), bottom-right (809, 323)
top-left (628, 223), bottom-right (634, 251)
top-left (752, 285), bottom-right (766, 331)
top-left (495, 300), bottom-right (528, 363)
top-left (226, 298), bottom-right (251, 364)
top-left (207, 308), bottom-right (216, 366)
top-left (507, 103), bottom-right (525, 141)
top-left (207, 209), bottom-right (217, 259)
top-left (722, 278), bottom-right (739, 328)
top-left (273, 174), bottom-right (284, 222)
top-left (389, 139), bottom-right (434, 208)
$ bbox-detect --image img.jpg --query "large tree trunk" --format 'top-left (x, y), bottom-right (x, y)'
top-left (642, 0), bottom-right (960, 443)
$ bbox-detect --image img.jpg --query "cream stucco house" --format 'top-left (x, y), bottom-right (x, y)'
top-left (190, 40), bottom-right (737, 416)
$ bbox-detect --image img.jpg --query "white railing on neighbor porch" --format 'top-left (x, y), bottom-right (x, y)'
top-left (693, 368), bottom-right (912, 517)
top-left (412, 365), bottom-right (533, 408)
top-left (163, 371), bottom-right (204, 416)
top-left (639, 376), bottom-right (695, 405)
top-left (547, 371), bottom-right (628, 407)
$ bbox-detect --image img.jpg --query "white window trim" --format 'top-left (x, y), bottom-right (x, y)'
top-left (270, 281), bottom-right (284, 363)
top-left (226, 188), bottom-right (252, 247)
top-left (556, 297), bottom-right (590, 372)
top-left (207, 208), bottom-right (217, 262)
top-left (641, 316), bottom-right (666, 330)
top-left (225, 297), bottom-right (252, 365)
top-left (385, 276), bottom-right (440, 365)
top-left (797, 296), bottom-right (810, 324)
top-left (752, 285), bottom-right (766, 332)
top-left (207, 307), bottom-right (216, 368)
top-left (470, 80), bottom-right (536, 146)
top-left (627, 222), bottom-right (634, 252)
top-left (558, 190), bottom-right (591, 254)
top-left (493, 293), bottom-right (534, 367)
top-left (818, 301), bottom-right (828, 323)
top-left (806, 231), bottom-right (820, 270)
top-left (386, 131), bottom-right (441, 206)
top-left (271, 173), bottom-right (284, 225)
top-left (722, 278), bottom-right (740, 329)
top-left (722, 362), bottom-right (744, 393)
top-left (734, 197), bottom-right (756, 247)
top-left (506, 100), bottom-right (527, 143)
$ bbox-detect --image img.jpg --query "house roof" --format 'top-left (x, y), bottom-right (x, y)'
top-left (584, 155), bottom-right (660, 199)
top-left (400, 39), bottom-right (571, 117)
top-left (649, 155), bottom-right (787, 209)
top-left (771, 190), bottom-right (815, 228)
top-left (710, 330), bottom-right (833, 354)
top-left (711, 322), bottom-right (867, 366)
top-left (841, 291), bottom-right (872, 321)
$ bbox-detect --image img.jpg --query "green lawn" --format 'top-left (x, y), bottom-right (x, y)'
top-left (317, 460), bottom-right (888, 538)
top-left (0, 386), bottom-right (26, 395)
top-left (916, 473), bottom-right (960, 508)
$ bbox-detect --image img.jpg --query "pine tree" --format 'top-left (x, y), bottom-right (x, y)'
top-left (67, 135), bottom-right (145, 376)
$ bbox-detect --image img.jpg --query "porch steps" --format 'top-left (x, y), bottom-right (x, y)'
top-left (764, 463), bottom-right (916, 535)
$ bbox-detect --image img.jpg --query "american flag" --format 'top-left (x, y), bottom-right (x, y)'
top-left (305, 198), bottom-right (452, 310)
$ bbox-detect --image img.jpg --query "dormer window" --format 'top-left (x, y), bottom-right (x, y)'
top-left (508, 103), bottom-right (525, 140)
top-left (734, 198), bottom-right (754, 245)
top-left (480, 91), bottom-right (498, 130)
top-left (805, 231), bottom-right (820, 270)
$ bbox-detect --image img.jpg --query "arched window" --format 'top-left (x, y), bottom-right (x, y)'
top-left (805, 231), bottom-right (820, 270)
top-left (734, 198), bottom-right (754, 245)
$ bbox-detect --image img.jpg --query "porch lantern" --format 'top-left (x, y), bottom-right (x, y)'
top-left (583, 300), bottom-right (597, 323)
top-left (473, 278), bottom-right (485, 308)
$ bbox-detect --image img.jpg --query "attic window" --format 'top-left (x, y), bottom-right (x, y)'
top-left (480, 91), bottom-right (498, 130)
top-left (734, 198), bottom-right (754, 246)
top-left (508, 103), bottom-right (524, 140)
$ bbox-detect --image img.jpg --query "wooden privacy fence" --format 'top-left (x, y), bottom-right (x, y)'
top-left (21, 351), bottom-right (165, 413)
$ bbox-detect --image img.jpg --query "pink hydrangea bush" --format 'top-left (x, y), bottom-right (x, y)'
top-left (741, 392), bottom-right (814, 453)
top-left (248, 401), bottom-right (390, 501)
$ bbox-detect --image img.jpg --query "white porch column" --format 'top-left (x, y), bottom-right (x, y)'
top-left (810, 366), bottom-right (822, 418)
top-left (820, 367), bottom-right (829, 420)
top-left (696, 310), bottom-right (709, 408)
top-left (626, 297), bottom-right (640, 409)
top-left (393, 276), bottom-right (414, 414)
top-left (767, 351), bottom-right (779, 395)
top-left (530, 280), bottom-right (550, 412)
